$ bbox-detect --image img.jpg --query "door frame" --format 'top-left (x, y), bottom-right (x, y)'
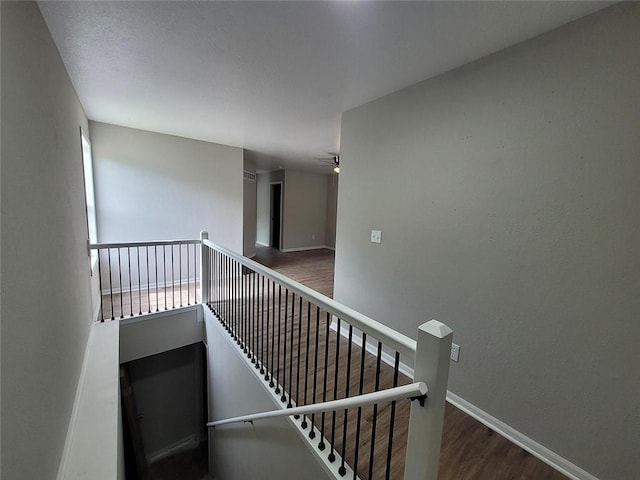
top-left (269, 182), bottom-right (284, 250)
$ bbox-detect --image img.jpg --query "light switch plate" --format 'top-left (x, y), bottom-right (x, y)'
top-left (371, 230), bottom-right (382, 244)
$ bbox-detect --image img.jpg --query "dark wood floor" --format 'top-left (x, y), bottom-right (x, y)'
top-left (253, 246), bottom-right (335, 298)
top-left (251, 246), bottom-right (567, 480)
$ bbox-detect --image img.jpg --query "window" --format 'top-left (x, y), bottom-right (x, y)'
top-left (80, 128), bottom-right (97, 248)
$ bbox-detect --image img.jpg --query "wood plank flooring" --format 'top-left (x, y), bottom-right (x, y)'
top-left (251, 246), bottom-right (335, 298)
top-left (101, 282), bottom-right (199, 320)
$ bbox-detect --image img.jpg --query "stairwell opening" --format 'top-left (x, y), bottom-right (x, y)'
top-left (120, 343), bottom-right (209, 480)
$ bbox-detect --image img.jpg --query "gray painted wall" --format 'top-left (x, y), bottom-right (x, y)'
top-left (91, 121), bottom-right (243, 252)
top-left (334, 4), bottom-right (640, 479)
top-left (204, 310), bottom-right (329, 480)
top-left (256, 170), bottom-right (285, 247)
top-left (256, 170), bottom-right (332, 251)
top-left (282, 171), bottom-right (328, 251)
top-left (243, 154), bottom-right (257, 257)
top-left (1, 2), bottom-right (93, 478)
top-left (325, 175), bottom-right (338, 249)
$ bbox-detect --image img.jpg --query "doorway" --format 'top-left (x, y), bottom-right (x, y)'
top-left (269, 183), bottom-right (282, 250)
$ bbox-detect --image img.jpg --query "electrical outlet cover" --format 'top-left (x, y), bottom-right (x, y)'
top-left (450, 343), bottom-right (460, 362)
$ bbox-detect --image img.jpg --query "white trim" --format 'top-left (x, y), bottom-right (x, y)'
top-left (280, 245), bottom-right (333, 253)
top-left (269, 181), bottom-right (284, 249)
top-left (146, 434), bottom-right (200, 464)
top-left (445, 392), bottom-right (600, 480)
top-left (255, 243), bottom-right (333, 252)
top-left (203, 239), bottom-right (416, 361)
top-left (328, 322), bottom-right (597, 480)
top-left (209, 382), bottom-right (426, 427)
top-left (118, 304), bottom-right (202, 326)
top-left (247, 252), bottom-right (257, 259)
top-left (331, 321), bottom-right (415, 379)
top-left (57, 324), bottom-right (95, 479)
top-left (80, 129), bottom-right (98, 245)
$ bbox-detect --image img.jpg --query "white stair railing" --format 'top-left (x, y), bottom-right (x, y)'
top-left (201, 232), bottom-right (453, 480)
top-left (91, 231), bottom-right (453, 479)
top-left (208, 382), bottom-right (427, 428)
top-left (89, 238), bottom-right (201, 321)
top-left (405, 321), bottom-right (453, 479)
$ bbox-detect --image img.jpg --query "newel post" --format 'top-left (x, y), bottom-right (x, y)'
top-left (200, 231), bottom-right (210, 305)
top-left (404, 320), bottom-right (453, 480)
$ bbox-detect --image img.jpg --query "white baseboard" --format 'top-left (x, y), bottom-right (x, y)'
top-left (146, 434), bottom-right (200, 464)
top-left (328, 321), bottom-right (597, 480)
top-left (445, 392), bottom-right (599, 480)
top-left (330, 321), bottom-right (415, 379)
top-left (255, 243), bottom-right (333, 252)
top-left (100, 276), bottom-right (199, 296)
top-left (281, 245), bottom-right (332, 253)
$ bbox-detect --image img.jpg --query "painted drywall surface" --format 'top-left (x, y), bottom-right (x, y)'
top-left (204, 311), bottom-right (329, 480)
top-left (334, 4), bottom-right (640, 479)
top-left (325, 175), bottom-right (338, 249)
top-left (243, 154), bottom-right (257, 257)
top-left (256, 170), bottom-right (285, 246)
top-left (282, 170), bottom-right (328, 250)
top-left (128, 343), bottom-right (203, 460)
top-left (91, 121), bottom-right (243, 251)
top-left (1, 2), bottom-right (93, 478)
top-left (119, 307), bottom-right (204, 363)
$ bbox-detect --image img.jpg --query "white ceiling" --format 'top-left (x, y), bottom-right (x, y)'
top-left (39, 1), bottom-right (611, 172)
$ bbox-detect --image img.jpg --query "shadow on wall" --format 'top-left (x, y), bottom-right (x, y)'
top-left (121, 344), bottom-right (208, 479)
